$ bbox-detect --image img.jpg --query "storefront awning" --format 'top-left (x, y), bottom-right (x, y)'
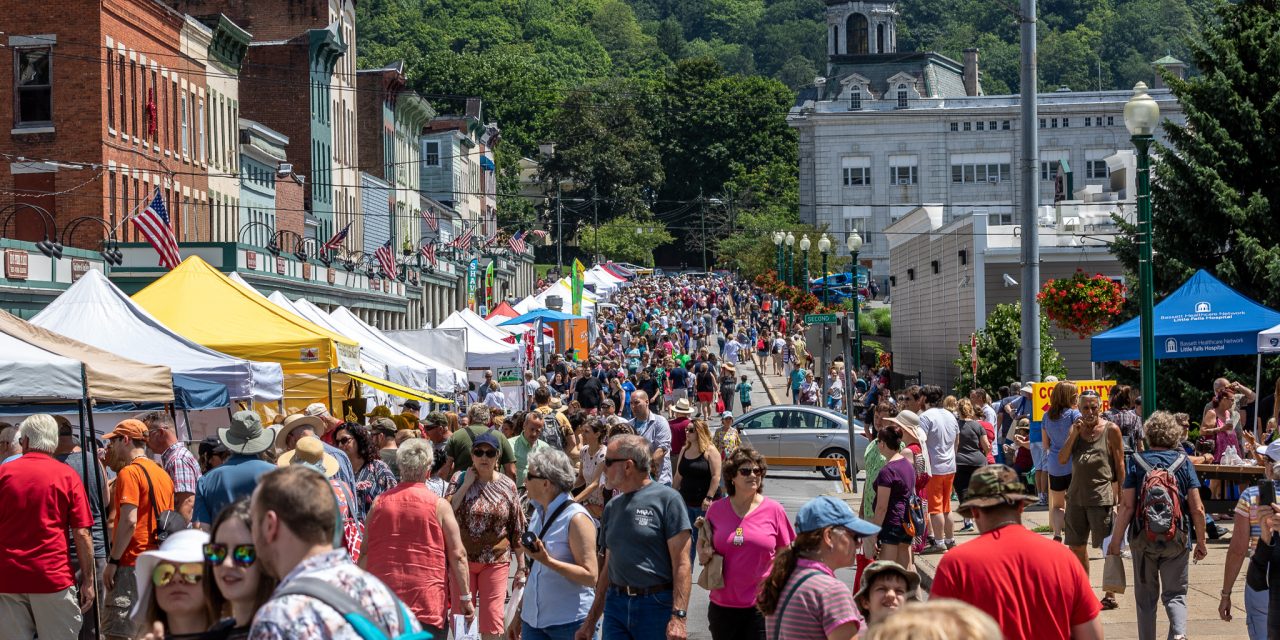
top-left (337, 368), bottom-right (453, 404)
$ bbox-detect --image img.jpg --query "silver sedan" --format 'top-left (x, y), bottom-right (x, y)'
top-left (730, 405), bottom-right (868, 481)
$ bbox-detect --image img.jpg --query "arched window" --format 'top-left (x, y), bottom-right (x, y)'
top-left (849, 90), bottom-right (862, 111)
top-left (896, 84), bottom-right (909, 109)
top-left (847, 14), bottom-right (868, 55)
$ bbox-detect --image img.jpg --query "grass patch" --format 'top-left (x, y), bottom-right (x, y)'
top-left (1032, 525), bottom-right (1053, 533)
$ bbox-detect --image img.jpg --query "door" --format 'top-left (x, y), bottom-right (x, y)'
top-left (774, 409), bottom-right (835, 459)
top-left (734, 408), bottom-right (786, 457)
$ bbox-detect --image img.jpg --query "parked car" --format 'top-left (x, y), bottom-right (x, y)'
top-left (729, 405), bottom-right (867, 481)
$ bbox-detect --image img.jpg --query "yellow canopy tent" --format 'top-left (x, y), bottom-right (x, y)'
top-left (133, 256), bottom-right (359, 409)
top-left (338, 369), bottom-right (453, 405)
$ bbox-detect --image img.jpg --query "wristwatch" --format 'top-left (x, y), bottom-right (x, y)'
top-left (671, 609), bottom-right (687, 620)
top-left (460, 594), bottom-right (473, 603)
top-left (107, 557), bottom-right (120, 566)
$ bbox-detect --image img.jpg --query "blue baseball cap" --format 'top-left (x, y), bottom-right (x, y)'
top-left (795, 495), bottom-right (881, 536)
top-left (472, 431), bottom-right (501, 451)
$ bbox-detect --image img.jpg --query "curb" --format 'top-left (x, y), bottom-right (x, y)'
top-left (752, 354), bottom-right (780, 406)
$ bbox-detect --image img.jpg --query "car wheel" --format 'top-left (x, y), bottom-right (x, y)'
top-left (819, 448), bottom-right (850, 481)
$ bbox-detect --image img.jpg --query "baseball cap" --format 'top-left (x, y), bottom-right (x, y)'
top-left (198, 435), bottom-right (229, 458)
top-left (854, 560), bottom-right (920, 602)
top-left (402, 400), bottom-right (422, 412)
top-left (304, 403), bottom-right (329, 418)
top-left (472, 431), bottom-right (501, 451)
top-left (370, 417), bottom-right (397, 436)
top-left (957, 464), bottom-right (1038, 516)
top-left (721, 411), bottom-right (733, 419)
top-left (424, 411), bottom-right (448, 429)
top-left (795, 495), bottom-right (880, 536)
top-left (104, 419), bottom-right (147, 442)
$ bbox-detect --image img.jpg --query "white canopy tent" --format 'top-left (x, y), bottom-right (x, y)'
top-left (0, 332), bottom-right (84, 401)
top-left (33, 270), bottom-right (284, 402)
top-left (438, 309), bottom-right (523, 370)
top-left (328, 306), bottom-right (467, 392)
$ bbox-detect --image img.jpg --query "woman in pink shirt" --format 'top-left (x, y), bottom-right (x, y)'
top-left (702, 449), bottom-right (795, 640)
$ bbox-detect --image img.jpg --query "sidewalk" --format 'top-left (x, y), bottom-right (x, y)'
top-left (749, 361), bottom-right (1252, 639)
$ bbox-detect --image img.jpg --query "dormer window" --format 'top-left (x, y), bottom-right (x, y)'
top-left (849, 90), bottom-right (862, 111)
top-left (896, 84), bottom-right (908, 109)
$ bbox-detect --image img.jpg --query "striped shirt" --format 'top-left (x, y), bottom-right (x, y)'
top-left (765, 559), bottom-right (863, 640)
top-left (162, 441), bottom-right (201, 495)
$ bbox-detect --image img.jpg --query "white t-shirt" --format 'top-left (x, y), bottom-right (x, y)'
top-left (918, 407), bottom-right (959, 475)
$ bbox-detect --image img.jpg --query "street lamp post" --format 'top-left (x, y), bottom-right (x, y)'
top-left (785, 232), bottom-right (795, 286)
top-left (1124, 82), bottom-right (1160, 420)
top-left (818, 233), bottom-right (831, 400)
top-left (539, 142), bottom-right (562, 272)
top-left (799, 234), bottom-right (811, 293)
top-left (773, 232), bottom-right (784, 277)
top-left (818, 234), bottom-right (831, 307)
top-left (846, 229), bottom-right (864, 473)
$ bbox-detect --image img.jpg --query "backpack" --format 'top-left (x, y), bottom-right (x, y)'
top-left (275, 577), bottom-right (432, 640)
top-left (1133, 453), bottom-right (1188, 545)
top-left (903, 492), bottom-right (927, 539)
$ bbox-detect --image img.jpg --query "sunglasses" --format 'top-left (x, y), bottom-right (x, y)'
top-left (472, 448), bottom-right (498, 458)
top-left (152, 562), bottom-right (204, 587)
top-left (737, 467), bottom-right (765, 477)
top-left (335, 437), bottom-right (354, 446)
top-left (526, 473), bottom-right (545, 481)
top-left (203, 543), bottom-right (257, 567)
top-left (604, 457), bottom-right (630, 467)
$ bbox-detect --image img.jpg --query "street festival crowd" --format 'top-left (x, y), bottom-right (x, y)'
top-left (5, 270), bottom-right (1280, 640)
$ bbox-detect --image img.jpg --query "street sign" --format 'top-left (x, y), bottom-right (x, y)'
top-left (805, 313), bottom-right (839, 324)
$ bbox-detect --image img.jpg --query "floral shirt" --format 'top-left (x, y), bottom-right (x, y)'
top-left (354, 459), bottom-right (397, 520)
top-left (714, 426), bottom-right (741, 460)
top-left (449, 473), bottom-right (525, 563)
top-left (248, 549), bottom-right (419, 640)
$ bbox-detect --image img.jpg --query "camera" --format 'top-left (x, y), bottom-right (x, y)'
top-left (520, 531), bottom-right (540, 552)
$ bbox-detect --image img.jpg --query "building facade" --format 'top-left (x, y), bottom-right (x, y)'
top-left (791, 0), bottom-right (1183, 285)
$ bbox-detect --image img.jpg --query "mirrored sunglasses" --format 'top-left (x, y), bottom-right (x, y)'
top-left (152, 562), bottom-right (204, 587)
top-left (203, 543), bottom-right (257, 567)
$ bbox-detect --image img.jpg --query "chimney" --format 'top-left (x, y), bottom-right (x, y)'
top-left (963, 48), bottom-right (981, 96)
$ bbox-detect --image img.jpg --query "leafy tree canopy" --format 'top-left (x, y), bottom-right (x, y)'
top-left (955, 303), bottom-right (1068, 395)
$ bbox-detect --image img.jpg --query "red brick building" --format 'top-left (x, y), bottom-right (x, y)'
top-left (0, 0), bottom-right (216, 252)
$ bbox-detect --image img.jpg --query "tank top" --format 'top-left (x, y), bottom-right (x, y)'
top-left (678, 449), bottom-right (713, 508)
top-left (1066, 425), bottom-right (1117, 507)
top-left (361, 483), bottom-right (448, 629)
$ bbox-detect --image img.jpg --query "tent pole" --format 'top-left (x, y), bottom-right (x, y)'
top-left (1257, 354), bottom-right (1263, 442)
top-left (1091, 362), bottom-right (1096, 380)
top-left (328, 369), bottom-right (334, 413)
top-left (75, 394), bottom-right (103, 640)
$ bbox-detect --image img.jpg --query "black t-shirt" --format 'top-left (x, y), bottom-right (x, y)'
top-left (577, 376), bottom-right (604, 408)
top-left (1254, 394), bottom-right (1276, 436)
top-left (639, 377), bottom-right (660, 398)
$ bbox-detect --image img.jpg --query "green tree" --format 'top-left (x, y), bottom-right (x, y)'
top-left (1110, 0), bottom-right (1280, 415)
top-left (577, 215), bottom-right (675, 265)
top-left (955, 303), bottom-right (1068, 395)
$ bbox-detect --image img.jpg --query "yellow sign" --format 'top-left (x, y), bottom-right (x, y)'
top-left (1031, 380), bottom-right (1117, 421)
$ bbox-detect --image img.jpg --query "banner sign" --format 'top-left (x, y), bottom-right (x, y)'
top-left (467, 258), bottom-right (479, 311)
top-left (1031, 380), bottom-right (1117, 421)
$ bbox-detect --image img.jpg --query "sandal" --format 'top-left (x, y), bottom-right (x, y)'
top-left (1099, 595), bottom-right (1119, 611)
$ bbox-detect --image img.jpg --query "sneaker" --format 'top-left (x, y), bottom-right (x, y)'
top-left (921, 543), bottom-right (948, 555)
top-left (959, 521), bottom-right (974, 533)
top-left (1038, 493), bottom-right (1048, 506)
top-left (945, 539), bottom-right (957, 550)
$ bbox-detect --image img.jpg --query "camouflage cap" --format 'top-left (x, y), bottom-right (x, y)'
top-left (957, 464), bottom-right (1037, 516)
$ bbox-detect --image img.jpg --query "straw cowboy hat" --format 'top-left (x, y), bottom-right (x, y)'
top-left (277, 436), bottom-right (339, 478)
top-left (671, 398), bottom-right (696, 416)
top-left (275, 413), bottom-right (327, 451)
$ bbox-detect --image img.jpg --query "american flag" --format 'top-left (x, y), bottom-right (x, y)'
top-left (420, 207), bottom-right (438, 232)
top-left (508, 230), bottom-right (527, 253)
top-left (131, 189), bottom-right (181, 269)
top-left (420, 242), bottom-right (437, 266)
top-left (529, 229), bottom-right (548, 239)
top-left (322, 223), bottom-right (351, 252)
top-left (448, 225), bottom-right (475, 252)
top-left (374, 240), bottom-right (397, 278)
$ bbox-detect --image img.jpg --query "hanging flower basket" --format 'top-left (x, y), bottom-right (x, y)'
top-left (1037, 270), bottom-right (1127, 338)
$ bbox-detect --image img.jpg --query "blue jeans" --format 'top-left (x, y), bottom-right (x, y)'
top-left (686, 506), bottom-right (706, 563)
top-left (523, 618), bottom-right (586, 640)
top-left (1245, 585), bottom-right (1267, 640)
top-left (602, 589), bottom-right (672, 640)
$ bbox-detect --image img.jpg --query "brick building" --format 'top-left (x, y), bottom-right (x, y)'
top-left (0, 0), bottom-right (235, 252)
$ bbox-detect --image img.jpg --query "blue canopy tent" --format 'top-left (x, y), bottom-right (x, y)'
top-left (1090, 270), bottom-right (1280, 436)
top-left (498, 309), bottom-right (587, 326)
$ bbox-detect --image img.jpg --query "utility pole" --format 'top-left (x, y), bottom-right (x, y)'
top-left (1019, 0), bottom-right (1041, 384)
top-left (592, 183), bottom-right (599, 263)
top-left (556, 181), bottom-right (563, 272)
top-left (699, 187), bottom-right (707, 273)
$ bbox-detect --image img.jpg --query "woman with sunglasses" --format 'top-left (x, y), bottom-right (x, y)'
top-left (132, 529), bottom-right (221, 639)
top-left (703, 449), bottom-right (795, 640)
top-left (203, 500), bottom-right (275, 639)
top-left (573, 416), bottom-right (609, 519)
top-left (449, 431), bottom-right (525, 640)
top-left (334, 423), bottom-right (396, 521)
top-left (674, 419), bottom-right (723, 558)
top-left (757, 496), bottom-right (879, 640)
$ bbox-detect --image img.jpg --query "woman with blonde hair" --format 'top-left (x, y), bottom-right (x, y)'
top-left (1042, 381), bottom-right (1080, 542)
top-left (865, 600), bottom-right (1001, 640)
top-left (674, 418), bottom-right (723, 558)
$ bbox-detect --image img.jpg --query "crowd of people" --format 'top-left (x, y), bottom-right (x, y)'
top-left (1, 269), bottom-right (1277, 640)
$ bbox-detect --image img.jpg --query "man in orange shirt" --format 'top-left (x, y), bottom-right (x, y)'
top-left (100, 419), bottom-right (174, 640)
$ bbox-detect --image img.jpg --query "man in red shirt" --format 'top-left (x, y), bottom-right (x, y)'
top-left (930, 465), bottom-right (1103, 640)
top-left (0, 414), bottom-right (95, 640)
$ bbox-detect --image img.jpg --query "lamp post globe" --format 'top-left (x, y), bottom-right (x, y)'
top-left (773, 231), bottom-right (784, 277)
top-left (1125, 81), bottom-right (1160, 419)
top-left (799, 234), bottom-right (811, 295)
